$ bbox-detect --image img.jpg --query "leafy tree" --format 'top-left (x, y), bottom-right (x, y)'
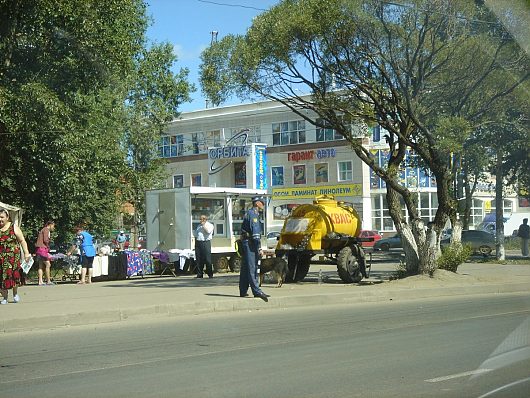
top-left (200, 35), bottom-right (239, 107)
top-left (445, 3), bottom-right (530, 260)
top-left (0, 0), bottom-right (193, 244)
top-left (122, 43), bottom-right (194, 245)
top-left (199, 0), bottom-right (529, 274)
top-left (486, 93), bottom-right (529, 260)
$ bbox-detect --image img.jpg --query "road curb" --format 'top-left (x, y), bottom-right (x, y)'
top-left (3, 281), bottom-right (529, 333)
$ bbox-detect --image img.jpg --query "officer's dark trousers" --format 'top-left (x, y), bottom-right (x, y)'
top-left (195, 240), bottom-right (212, 277)
top-left (239, 238), bottom-right (262, 296)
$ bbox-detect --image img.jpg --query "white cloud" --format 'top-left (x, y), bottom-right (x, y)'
top-left (172, 43), bottom-right (208, 62)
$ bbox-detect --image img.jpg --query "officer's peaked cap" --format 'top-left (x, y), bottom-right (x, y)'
top-left (252, 196), bottom-right (265, 204)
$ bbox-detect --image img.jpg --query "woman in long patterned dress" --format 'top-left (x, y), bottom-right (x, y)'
top-left (0, 207), bottom-right (31, 304)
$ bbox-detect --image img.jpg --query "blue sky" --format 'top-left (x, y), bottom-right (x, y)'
top-left (146, 0), bottom-right (280, 112)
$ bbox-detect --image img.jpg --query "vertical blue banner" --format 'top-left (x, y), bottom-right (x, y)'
top-left (255, 145), bottom-right (267, 189)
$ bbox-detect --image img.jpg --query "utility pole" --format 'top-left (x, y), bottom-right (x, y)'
top-left (210, 30), bottom-right (218, 45)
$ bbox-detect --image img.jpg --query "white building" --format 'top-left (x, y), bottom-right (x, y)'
top-left (158, 98), bottom-right (525, 235)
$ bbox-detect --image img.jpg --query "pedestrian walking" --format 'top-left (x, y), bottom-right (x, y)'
top-left (517, 218), bottom-right (530, 257)
top-left (0, 207), bottom-right (31, 304)
top-left (195, 215), bottom-right (214, 278)
top-left (35, 220), bottom-right (56, 285)
top-left (239, 196), bottom-right (269, 302)
top-left (67, 225), bottom-right (96, 284)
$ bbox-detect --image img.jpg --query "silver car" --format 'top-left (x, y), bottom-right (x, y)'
top-left (266, 231), bottom-right (281, 249)
top-left (441, 230), bottom-right (496, 256)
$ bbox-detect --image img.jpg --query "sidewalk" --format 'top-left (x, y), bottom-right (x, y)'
top-left (1, 255), bottom-right (529, 333)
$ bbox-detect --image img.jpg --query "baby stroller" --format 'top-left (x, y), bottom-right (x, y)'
top-left (52, 254), bottom-right (81, 282)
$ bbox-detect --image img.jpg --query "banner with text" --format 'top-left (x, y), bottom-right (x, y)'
top-left (255, 145), bottom-right (267, 190)
top-left (272, 184), bottom-right (361, 199)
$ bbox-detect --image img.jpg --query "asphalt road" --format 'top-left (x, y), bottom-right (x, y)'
top-left (1, 293), bottom-right (529, 398)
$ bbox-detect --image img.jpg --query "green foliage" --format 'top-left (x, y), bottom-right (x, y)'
top-left (198, 0), bottom-right (528, 274)
top-left (122, 43), bottom-right (194, 239)
top-left (437, 244), bottom-right (473, 273)
top-left (199, 35), bottom-right (238, 107)
top-left (0, 0), bottom-right (193, 244)
top-left (433, 117), bottom-right (472, 155)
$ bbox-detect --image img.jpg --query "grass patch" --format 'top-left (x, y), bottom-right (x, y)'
top-left (503, 236), bottom-right (521, 250)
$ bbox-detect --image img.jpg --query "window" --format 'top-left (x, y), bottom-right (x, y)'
top-left (208, 130), bottom-right (221, 147)
top-left (489, 199), bottom-right (513, 215)
top-left (271, 166), bottom-right (284, 186)
top-left (419, 192), bottom-right (431, 222)
top-left (191, 133), bottom-right (199, 154)
top-left (372, 125), bottom-right (381, 142)
top-left (337, 161), bottom-right (353, 182)
top-left (315, 163), bottom-right (328, 183)
top-left (191, 173), bottom-right (202, 187)
top-left (158, 134), bottom-right (184, 158)
top-left (272, 120), bottom-right (306, 146)
top-left (234, 162), bottom-right (246, 187)
top-left (293, 165), bottom-right (306, 185)
top-left (316, 118), bottom-right (344, 142)
top-left (471, 198), bottom-right (484, 228)
top-left (230, 126), bottom-right (261, 143)
top-left (371, 192), bottom-right (441, 233)
top-left (173, 175), bottom-right (184, 188)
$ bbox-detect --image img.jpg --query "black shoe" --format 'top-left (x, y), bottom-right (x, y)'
top-left (208, 275), bottom-right (213, 278)
top-left (196, 275), bottom-right (203, 278)
top-left (254, 292), bottom-right (269, 302)
top-left (240, 293), bottom-right (249, 297)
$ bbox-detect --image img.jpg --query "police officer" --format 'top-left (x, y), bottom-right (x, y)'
top-left (239, 196), bottom-right (269, 302)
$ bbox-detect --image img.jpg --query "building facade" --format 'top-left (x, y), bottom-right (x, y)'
top-left (159, 98), bottom-right (525, 236)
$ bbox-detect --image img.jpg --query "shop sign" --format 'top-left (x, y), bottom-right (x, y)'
top-left (255, 145), bottom-right (267, 189)
top-left (208, 145), bottom-right (250, 160)
top-left (272, 183), bottom-right (361, 199)
top-left (209, 129), bottom-right (251, 175)
top-left (287, 148), bottom-right (336, 162)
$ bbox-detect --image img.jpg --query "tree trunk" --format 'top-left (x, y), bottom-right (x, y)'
top-left (422, 221), bottom-right (437, 276)
top-left (385, 186), bottom-right (417, 273)
top-left (462, 168), bottom-right (473, 229)
top-left (495, 147), bottom-right (505, 261)
top-left (450, 220), bottom-right (463, 244)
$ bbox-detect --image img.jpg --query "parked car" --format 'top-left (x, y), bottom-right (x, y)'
top-left (440, 230), bottom-right (496, 256)
top-left (441, 228), bottom-right (452, 240)
top-left (478, 212), bottom-right (529, 237)
top-left (373, 234), bottom-right (402, 251)
top-left (358, 229), bottom-right (382, 248)
top-left (266, 231), bottom-right (281, 249)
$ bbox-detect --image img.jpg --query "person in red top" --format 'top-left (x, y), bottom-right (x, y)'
top-left (0, 207), bottom-right (31, 304)
top-left (35, 220), bottom-right (56, 285)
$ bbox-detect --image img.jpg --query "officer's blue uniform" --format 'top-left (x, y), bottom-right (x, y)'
top-left (239, 200), bottom-right (266, 298)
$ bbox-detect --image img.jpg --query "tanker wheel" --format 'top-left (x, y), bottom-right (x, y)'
top-left (214, 256), bottom-right (229, 273)
top-left (229, 255), bottom-right (242, 273)
top-left (337, 246), bottom-right (363, 283)
top-left (285, 252), bottom-right (311, 283)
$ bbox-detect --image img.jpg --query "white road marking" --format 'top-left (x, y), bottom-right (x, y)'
top-left (425, 368), bottom-right (492, 383)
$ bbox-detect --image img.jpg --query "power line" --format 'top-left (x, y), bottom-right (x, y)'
top-left (197, 0), bottom-right (268, 11)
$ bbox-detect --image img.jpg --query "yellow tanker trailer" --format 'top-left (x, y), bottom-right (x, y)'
top-left (276, 195), bottom-right (368, 283)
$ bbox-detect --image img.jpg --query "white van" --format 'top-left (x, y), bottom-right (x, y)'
top-left (479, 212), bottom-right (530, 236)
top-left (504, 213), bottom-right (529, 236)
